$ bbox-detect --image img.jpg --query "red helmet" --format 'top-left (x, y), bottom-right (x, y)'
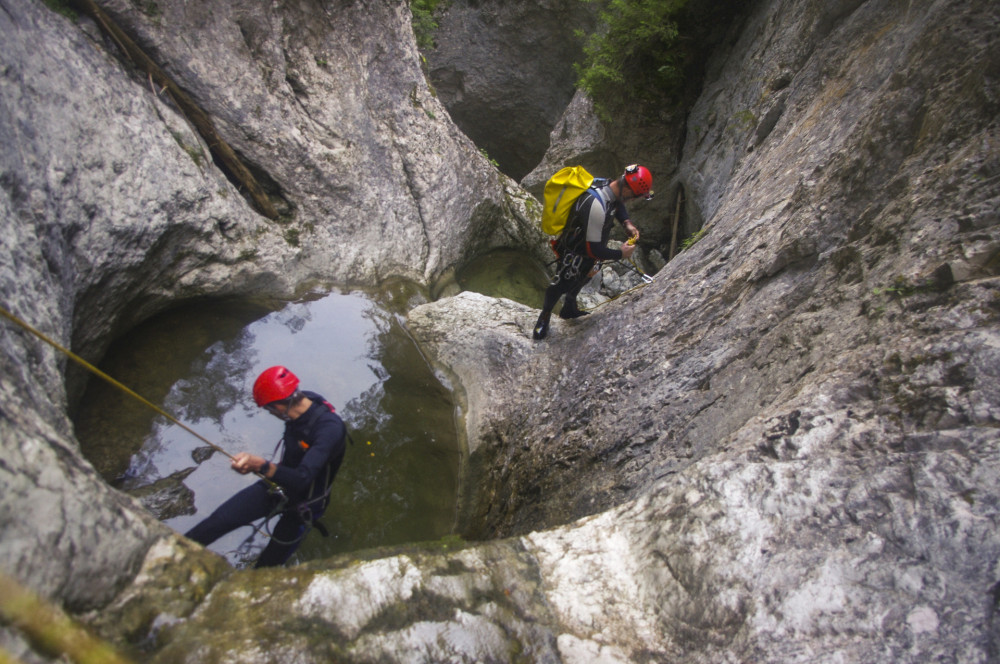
top-left (253, 366), bottom-right (300, 407)
top-left (623, 164), bottom-right (653, 199)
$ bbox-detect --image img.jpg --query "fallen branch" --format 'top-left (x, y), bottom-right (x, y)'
top-left (69, 0), bottom-right (279, 220)
top-left (668, 186), bottom-right (683, 260)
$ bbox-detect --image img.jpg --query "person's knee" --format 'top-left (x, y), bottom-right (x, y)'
top-left (185, 519), bottom-right (219, 545)
top-left (254, 531), bottom-right (303, 567)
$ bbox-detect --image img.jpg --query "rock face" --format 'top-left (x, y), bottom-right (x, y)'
top-left (2, 0), bottom-right (999, 663)
top-left (423, 0), bottom-right (596, 181)
top-left (0, 0), bottom-right (535, 615)
top-left (408, 0), bottom-right (1000, 660)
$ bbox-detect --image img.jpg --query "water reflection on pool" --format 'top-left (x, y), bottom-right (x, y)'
top-left (74, 290), bottom-right (460, 566)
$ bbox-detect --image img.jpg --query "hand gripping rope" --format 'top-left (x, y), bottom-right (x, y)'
top-left (0, 304), bottom-right (286, 498)
top-left (626, 236), bottom-right (655, 284)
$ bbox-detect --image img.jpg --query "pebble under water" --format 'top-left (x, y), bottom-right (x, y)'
top-left (74, 289), bottom-right (460, 567)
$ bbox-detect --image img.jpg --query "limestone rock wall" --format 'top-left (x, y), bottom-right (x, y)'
top-left (408, 0), bottom-right (1000, 660)
top-left (0, 0), bottom-right (535, 617)
top-left (423, 0), bottom-right (597, 181)
top-left (1, 0), bottom-right (999, 661)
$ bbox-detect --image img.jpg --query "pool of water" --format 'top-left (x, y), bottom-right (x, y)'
top-left (74, 289), bottom-right (460, 566)
top-left (455, 249), bottom-right (551, 309)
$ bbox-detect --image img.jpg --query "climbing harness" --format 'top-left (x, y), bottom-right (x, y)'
top-left (249, 460), bottom-right (337, 547)
top-left (545, 234), bottom-right (654, 312)
top-left (242, 400), bottom-right (348, 548)
top-left (549, 251), bottom-right (584, 287)
top-left (0, 304), bottom-right (284, 495)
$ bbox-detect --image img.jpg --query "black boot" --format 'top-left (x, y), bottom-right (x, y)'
top-left (533, 312), bottom-right (551, 340)
top-left (558, 302), bottom-right (589, 320)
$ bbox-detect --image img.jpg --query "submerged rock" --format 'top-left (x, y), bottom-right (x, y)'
top-left (126, 467), bottom-right (198, 521)
top-left (190, 446), bottom-right (216, 465)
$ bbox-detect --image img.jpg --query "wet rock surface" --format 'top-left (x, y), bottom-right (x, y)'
top-left (1, 0), bottom-right (998, 662)
top-left (408, 0), bottom-right (1000, 660)
top-left (125, 467), bottom-right (198, 521)
top-left (149, 539), bottom-right (564, 663)
top-left (0, 0), bottom-right (533, 623)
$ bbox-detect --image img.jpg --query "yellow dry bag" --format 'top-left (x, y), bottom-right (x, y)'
top-left (541, 165), bottom-right (594, 235)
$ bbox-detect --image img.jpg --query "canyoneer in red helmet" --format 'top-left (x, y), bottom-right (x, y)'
top-left (185, 366), bottom-right (347, 567)
top-left (533, 164), bottom-right (652, 340)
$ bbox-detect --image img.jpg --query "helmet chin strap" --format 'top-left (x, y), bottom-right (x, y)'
top-left (270, 391), bottom-right (310, 421)
top-left (618, 175), bottom-right (631, 199)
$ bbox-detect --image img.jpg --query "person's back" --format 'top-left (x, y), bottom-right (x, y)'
top-left (557, 179), bottom-right (610, 257)
top-left (273, 390), bottom-right (346, 503)
top-left (185, 367), bottom-right (347, 567)
top-left (533, 165), bottom-right (652, 340)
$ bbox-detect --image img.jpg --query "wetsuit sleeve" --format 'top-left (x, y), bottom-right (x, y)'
top-left (586, 240), bottom-right (623, 261)
top-left (272, 415), bottom-right (345, 500)
top-left (614, 200), bottom-right (630, 225)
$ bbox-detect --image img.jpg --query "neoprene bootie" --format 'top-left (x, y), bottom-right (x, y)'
top-left (558, 303), bottom-right (589, 319)
top-left (532, 313), bottom-right (551, 340)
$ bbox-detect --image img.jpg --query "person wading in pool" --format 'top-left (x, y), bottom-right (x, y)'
top-left (533, 164), bottom-right (653, 340)
top-left (185, 366), bottom-right (346, 567)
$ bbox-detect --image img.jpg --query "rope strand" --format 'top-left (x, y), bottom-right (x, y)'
top-left (581, 254), bottom-right (654, 313)
top-left (0, 304), bottom-right (281, 490)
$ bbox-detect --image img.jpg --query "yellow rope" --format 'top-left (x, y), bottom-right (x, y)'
top-left (0, 304), bottom-right (279, 489)
top-left (582, 278), bottom-right (650, 312)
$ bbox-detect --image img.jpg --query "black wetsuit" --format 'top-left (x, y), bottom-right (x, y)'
top-left (185, 390), bottom-right (346, 567)
top-left (535, 180), bottom-right (631, 331)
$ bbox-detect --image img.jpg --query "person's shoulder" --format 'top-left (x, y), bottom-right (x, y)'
top-left (309, 404), bottom-right (344, 442)
top-left (587, 185), bottom-right (611, 213)
top-left (300, 392), bottom-right (340, 420)
top-left (314, 399), bottom-right (343, 425)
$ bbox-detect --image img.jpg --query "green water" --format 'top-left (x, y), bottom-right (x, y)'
top-left (74, 289), bottom-right (460, 566)
top-left (455, 249), bottom-right (551, 309)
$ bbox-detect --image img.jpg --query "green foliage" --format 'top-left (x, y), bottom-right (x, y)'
top-left (136, 0), bottom-right (162, 20)
top-left (411, 0), bottom-right (447, 50)
top-left (40, 0), bottom-right (78, 20)
top-left (576, 0), bottom-right (689, 119)
top-left (733, 108), bottom-right (757, 129)
top-left (873, 275), bottom-right (939, 298)
top-left (575, 0), bottom-right (745, 120)
top-left (479, 147), bottom-right (500, 169)
top-left (681, 227), bottom-right (706, 250)
top-left (170, 131), bottom-right (205, 168)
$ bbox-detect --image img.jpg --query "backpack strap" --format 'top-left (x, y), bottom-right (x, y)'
top-left (588, 178), bottom-right (610, 210)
